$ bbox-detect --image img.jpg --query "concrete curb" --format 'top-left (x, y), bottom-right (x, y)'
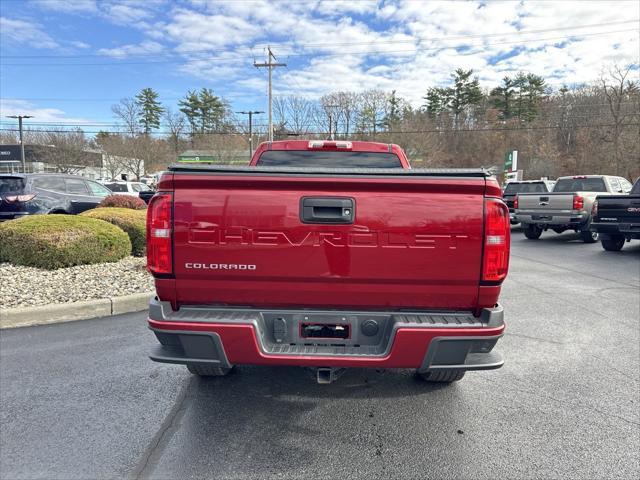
top-left (0, 291), bottom-right (154, 329)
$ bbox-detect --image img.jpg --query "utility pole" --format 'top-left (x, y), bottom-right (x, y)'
top-left (325, 104), bottom-right (339, 140)
top-left (236, 110), bottom-right (264, 159)
top-left (6, 115), bottom-right (33, 172)
top-left (254, 47), bottom-right (286, 142)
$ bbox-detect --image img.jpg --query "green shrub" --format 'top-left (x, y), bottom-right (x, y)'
top-left (81, 207), bottom-right (147, 256)
top-left (99, 194), bottom-right (147, 210)
top-left (0, 215), bottom-right (131, 269)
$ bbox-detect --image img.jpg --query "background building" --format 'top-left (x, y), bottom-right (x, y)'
top-left (0, 144), bottom-right (144, 180)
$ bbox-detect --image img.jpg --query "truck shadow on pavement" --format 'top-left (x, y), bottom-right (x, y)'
top-left (141, 366), bottom-right (465, 478)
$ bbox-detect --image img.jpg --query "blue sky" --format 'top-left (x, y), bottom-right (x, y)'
top-left (0, 0), bottom-right (638, 131)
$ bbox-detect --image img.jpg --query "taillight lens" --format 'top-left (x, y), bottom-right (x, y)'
top-left (147, 192), bottom-right (173, 275)
top-left (482, 198), bottom-right (510, 283)
top-left (591, 200), bottom-right (598, 218)
top-left (573, 195), bottom-right (584, 210)
top-left (3, 193), bottom-right (36, 203)
top-left (513, 196), bottom-right (519, 209)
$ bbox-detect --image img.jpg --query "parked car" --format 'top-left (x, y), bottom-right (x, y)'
top-left (146, 140), bottom-right (509, 384)
top-left (138, 189), bottom-right (156, 205)
top-left (591, 177), bottom-right (640, 251)
top-left (514, 175), bottom-right (633, 242)
top-left (502, 179), bottom-right (555, 224)
top-left (0, 173), bottom-right (112, 220)
top-left (104, 181), bottom-right (153, 197)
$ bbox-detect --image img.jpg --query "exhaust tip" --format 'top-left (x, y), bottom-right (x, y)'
top-left (316, 367), bottom-right (346, 384)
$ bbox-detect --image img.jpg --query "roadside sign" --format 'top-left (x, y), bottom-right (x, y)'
top-left (504, 150), bottom-right (518, 173)
top-left (504, 170), bottom-right (523, 182)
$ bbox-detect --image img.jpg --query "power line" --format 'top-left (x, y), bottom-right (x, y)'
top-left (2, 123), bottom-right (637, 136)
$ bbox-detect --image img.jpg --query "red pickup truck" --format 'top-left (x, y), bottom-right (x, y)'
top-left (146, 140), bottom-right (509, 384)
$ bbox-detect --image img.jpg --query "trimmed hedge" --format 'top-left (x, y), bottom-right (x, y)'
top-left (81, 207), bottom-right (147, 257)
top-left (0, 215), bottom-right (131, 270)
top-left (99, 194), bottom-right (147, 210)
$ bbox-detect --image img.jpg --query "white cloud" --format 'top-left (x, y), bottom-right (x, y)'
top-left (22, 0), bottom-right (640, 107)
top-left (98, 40), bottom-right (164, 58)
top-left (164, 9), bottom-right (262, 51)
top-left (32, 0), bottom-right (99, 14)
top-left (0, 99), bottom-right (90, 124)
top-left (70, 40), bottom-right (90, 49)
top-left (33, 0), bottom-right (165, 26)
top-left (0, 17), bottom-right (59, 49)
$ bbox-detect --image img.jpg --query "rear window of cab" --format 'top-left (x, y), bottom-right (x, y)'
top-left (256, 150), bottom-right (403, 168)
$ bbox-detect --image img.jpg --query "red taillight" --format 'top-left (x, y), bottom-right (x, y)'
top-left (147, 192), bottom-right (173, 275)
top-left (592, 200), bottom-right (598, 217)
top-left (513, 196), bottom-right (519, 209)
top-left (482, 198), bottom-right (510, 283)
top-left (573, 195), bottom-right (584, 210)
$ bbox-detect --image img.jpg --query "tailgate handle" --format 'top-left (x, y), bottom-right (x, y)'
top-left (301, 197), bottom-right (354, 224)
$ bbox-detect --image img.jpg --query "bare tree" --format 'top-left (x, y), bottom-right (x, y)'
top-left (112, 98), bottom-right (142, 137)
top-left (320, 91), bottom-right (361, 137)
top-left (273, 95), bottom-right (315, 135)
top-left (601, 65), bottom-right (639, 177)
top-left (30, 129), bottom-right (93, 174)
top-left (163, 107), bottom-right (186, 154)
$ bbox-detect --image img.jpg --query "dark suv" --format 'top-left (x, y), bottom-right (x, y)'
top-left (0, 173), bottom-right (112, 221)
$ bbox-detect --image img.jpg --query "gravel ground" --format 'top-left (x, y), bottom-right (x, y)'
top-left (0, 257), bottom-right (154, 308)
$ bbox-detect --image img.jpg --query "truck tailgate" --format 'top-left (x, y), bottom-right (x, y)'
top-left (598, 195), bottom-right (640, 222)
top-left (517, 192), bottom-right (574, 211)
top-left (171, 173), bottom-right (487, 310)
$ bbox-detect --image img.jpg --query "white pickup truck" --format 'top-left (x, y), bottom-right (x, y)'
top-left (514, 175), bottom-right (633, 242)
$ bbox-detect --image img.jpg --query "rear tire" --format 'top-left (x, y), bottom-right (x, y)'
top-left (580, 230), bottom-right (599, 243)
top-left (601, 235), bottom-right (625, 251)
top-left (418, 369), bottom-right (466, 383)
top-left (186, 364), bottom-right (233, 377)
top-left (523, 224), bottom-right (543, 240)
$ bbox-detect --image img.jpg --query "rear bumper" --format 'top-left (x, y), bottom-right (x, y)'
top-left (148, 298), bottom-right (505, 372)
top-left (515, 210), bottom-right (589, 227)
top-left (591, 221), bottom-right (640, 238)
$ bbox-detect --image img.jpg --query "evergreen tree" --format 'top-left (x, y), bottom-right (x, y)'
top-left (490, 76), bottom-right (515, 119)
top-left (447, 69), bottom-right (484, 125)
top-left (198, 88), bottom-right (226, 133)
top-left (423, 69), bottom-right (483, 125)
top-left (522, 73), bottom-right (547, 122)
top-left (178, 90), bottom-right (202, 135)
top-left (423, 87), bottom-right (448, 118)
top-left (135, 87), bottom-right (163, 134)
top-left (384, 90), bottom-right (402, 131)
top-left (179, 88), bottom-right (226, 135)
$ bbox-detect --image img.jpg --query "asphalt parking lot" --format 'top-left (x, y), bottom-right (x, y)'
top-left (1, 228), bottom-right (639, 480)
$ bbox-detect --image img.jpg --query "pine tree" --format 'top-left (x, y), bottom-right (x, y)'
top-left (490, 76), bottom-right (515, 120)
top-left (384, 90), bottom-right (402, 131)
top-left (179, 90), bottom-right (202, 135)
top-left (198, 88), bottom-right (226, 133)
top-left (135, 87), bottom-right (163, 134)
top-left (423, 87), bottom-right (448, 118)
top-left (448, 69), bottom-right (483, 126)
top-left (522, 73), bottom-right (547, 122)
